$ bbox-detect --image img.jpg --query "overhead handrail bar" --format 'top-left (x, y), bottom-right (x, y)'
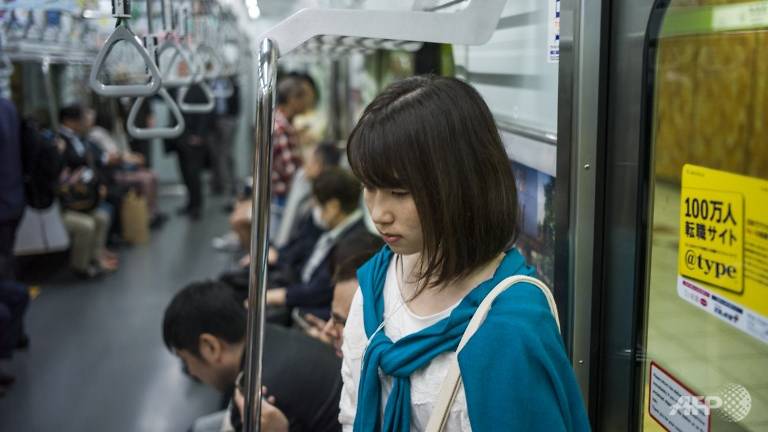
top-left (242, 2), bottom-right (506, 431)
top-left (127, 87), bottom-right (185, 139)
top-left (177, 81), bottom-right (214, 113)
top-left (88, 0), bottom-right (163, 97)
top-left (258, 0), bottom-right (505, 56)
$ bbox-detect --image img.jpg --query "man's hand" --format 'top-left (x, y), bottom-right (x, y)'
top-left (304, 314), bottom-right (333, 346)
top-left (266, 288), bottom-right (286, 306)
top-left (234, 387), bottom-right (289, 432)
top-left (55, 137), bottom-right (66, 154)
top-left (268, 247), bottom-right (278, 266)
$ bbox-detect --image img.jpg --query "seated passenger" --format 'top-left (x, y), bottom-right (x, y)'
top-left (226, 141), bottom-right (340, 257)
top-left (233, 232), bottom-right (383, 431)
top-left (57, 105), bottom-right (118, 277)
top-left (303, 231), bottom-right (383, 355)
top-left (162, 280), bottom-right (342, 432)
top-left (265, 168), bottom-right (367, 321)
top-left (84, 107), bottom-right (166, 229)
top-left (273, 141), bottom-right (342, 249)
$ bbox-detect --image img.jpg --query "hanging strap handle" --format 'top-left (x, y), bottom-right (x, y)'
top-left (89, 0), bottom-right (163, 98)
top-left (158, 40), bottom-right (195, 87)
top-left (127, 87), bottom-right (185, 139)
top-left (425, 275), bottom-right (560, 432)
top-left (177, 81), bottom-right (214, 113)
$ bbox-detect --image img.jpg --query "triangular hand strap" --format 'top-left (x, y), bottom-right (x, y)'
top-left (177, 81), bottom-right (215, 113)
top-left (158, 40), bottom-right (195, 88)
top-left (127, 88), bottom-right (185, 139)
top-left (89, 25), bottom-right (162, 97)
top-left (197, 43), bottom-right (222, 80)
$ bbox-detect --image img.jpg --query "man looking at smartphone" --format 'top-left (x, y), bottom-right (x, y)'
top-left (162, 280), bottom-right (342, 432)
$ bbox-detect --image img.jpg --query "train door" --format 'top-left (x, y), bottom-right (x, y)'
top-left (593, 0), bottom-right (768, 430)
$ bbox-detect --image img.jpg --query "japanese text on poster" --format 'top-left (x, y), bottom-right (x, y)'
top-left (677, 165), bottom-right (768, 345)
top-left (548, 0), bottom-right (560, 63)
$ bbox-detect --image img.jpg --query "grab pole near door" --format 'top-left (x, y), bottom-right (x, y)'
top-left (242, 2), bottom-right (506, 430)
top-left (243, 37), bottom-right (277, 432)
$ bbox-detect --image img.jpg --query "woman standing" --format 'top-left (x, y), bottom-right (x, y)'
top-left (339, 76), bottom-right (590, 431)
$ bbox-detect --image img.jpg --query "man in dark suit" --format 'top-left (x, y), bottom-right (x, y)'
top-left (162, 280), bottom-right (343, 432)
top-left (166, 84), bottom-right (214, 220)
top-left (0, 97), bottom-right (29, 395)
top-left (0, 97), bottom-right (24, 280)
top-left (266, 168), bottom-right (367, 321)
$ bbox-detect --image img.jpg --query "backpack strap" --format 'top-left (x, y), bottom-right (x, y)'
top-left (425, 275), bottom-right (559, 432)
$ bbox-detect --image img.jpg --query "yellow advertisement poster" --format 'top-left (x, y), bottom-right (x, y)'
top-left (677, 164), bottom-right (768, 344)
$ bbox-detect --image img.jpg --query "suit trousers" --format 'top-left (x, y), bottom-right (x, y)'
top-left (62, 209), bottom-right (110, 273)
top-left (177, 139), bottom-right (207, 211)
top-left (0, 217), bottom-right (21, 280)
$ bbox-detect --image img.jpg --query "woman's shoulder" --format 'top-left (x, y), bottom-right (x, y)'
top-left (478, 275), bottom-right (561, 342)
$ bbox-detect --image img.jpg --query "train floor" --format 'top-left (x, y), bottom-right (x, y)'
top-left (0, 193), bottom-right (237, 432)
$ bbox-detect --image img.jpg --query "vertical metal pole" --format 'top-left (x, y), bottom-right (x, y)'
top-left (242, 37), bottom-right (278, 432)
top-left (160, 0), bottom-right (174, 32)
top-left (41, 57), bottom-right (59, 131)
top-left (145, 0), bottom-right (154, 34)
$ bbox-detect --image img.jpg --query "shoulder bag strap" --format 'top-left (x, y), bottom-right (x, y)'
top-left (425, 275), bottom-right (559, 432)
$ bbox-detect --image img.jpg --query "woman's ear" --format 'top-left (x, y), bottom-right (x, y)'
top-left (198, 333), bottom-right (223, 364)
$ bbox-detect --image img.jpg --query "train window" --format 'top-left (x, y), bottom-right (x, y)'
top-left (641, 1), bottom-right (768, 431)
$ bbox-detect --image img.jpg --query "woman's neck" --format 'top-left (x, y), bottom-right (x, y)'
top-left (398, 252), bottom-right (505, 317)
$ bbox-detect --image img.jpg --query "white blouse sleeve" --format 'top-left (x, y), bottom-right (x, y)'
top-left (339, 288), bottom-right (367, 431)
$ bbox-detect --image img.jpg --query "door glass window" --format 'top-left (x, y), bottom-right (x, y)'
top-left (642, 1), bottom-right (768, 431)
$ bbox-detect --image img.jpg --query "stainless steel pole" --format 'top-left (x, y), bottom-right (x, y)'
top-left (242, 37), bottom-right (278, 432)
top-left (41, 57), bottom-right (59, 131)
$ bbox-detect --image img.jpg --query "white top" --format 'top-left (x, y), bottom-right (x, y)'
top-left (339, 258), bottom-right (472, 431)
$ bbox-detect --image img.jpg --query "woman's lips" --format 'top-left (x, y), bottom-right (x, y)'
top-left (381, 234), bottom-right (402, 244)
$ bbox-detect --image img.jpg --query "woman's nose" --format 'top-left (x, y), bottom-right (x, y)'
top-left (369, 201), bottom-right (394, 225)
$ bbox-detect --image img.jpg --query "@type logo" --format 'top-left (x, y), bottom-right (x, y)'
top-left (670, 384), bottom-right (751, 423)
top-left (684, 250), bottom-right (737, 280)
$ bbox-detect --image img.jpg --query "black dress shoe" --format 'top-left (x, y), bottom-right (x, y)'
top-left (15, 334), bottom-right (29, 351)
top-left (0, 372), bottom-right (15, 387)
top-left (149, 213), bottom-right (168, 230)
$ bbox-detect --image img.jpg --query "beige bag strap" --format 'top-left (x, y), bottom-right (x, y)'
top-left (425, 275), bottom-right (560, 432)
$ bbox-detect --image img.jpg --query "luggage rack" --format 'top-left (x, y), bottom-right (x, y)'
top-left (242, 1), bottom-right (506, 430)
top-left (290, 35), bottom-right (424, 57)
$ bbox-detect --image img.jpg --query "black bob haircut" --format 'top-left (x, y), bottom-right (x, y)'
top-left (312, 168), bottom-right (361, 214)
top-left (333, 232), bottom-right (384, 283)
top-left (314, 141), bottom-right (342, 168)
top-left (59, 105), bottom-right (83, 123)
top-left (162, 280), bottom-right (246, 357)
top-left (276, 71), bottom-right (318, 107)
top-left (347, 75), bottom-right (519, 291)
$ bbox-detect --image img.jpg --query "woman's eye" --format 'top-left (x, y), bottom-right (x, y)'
top-left (391, 190), bottom-right (410, 197)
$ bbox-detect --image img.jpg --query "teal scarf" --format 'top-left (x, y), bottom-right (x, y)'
top-left (353, 247), bottom-right (590, 431)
